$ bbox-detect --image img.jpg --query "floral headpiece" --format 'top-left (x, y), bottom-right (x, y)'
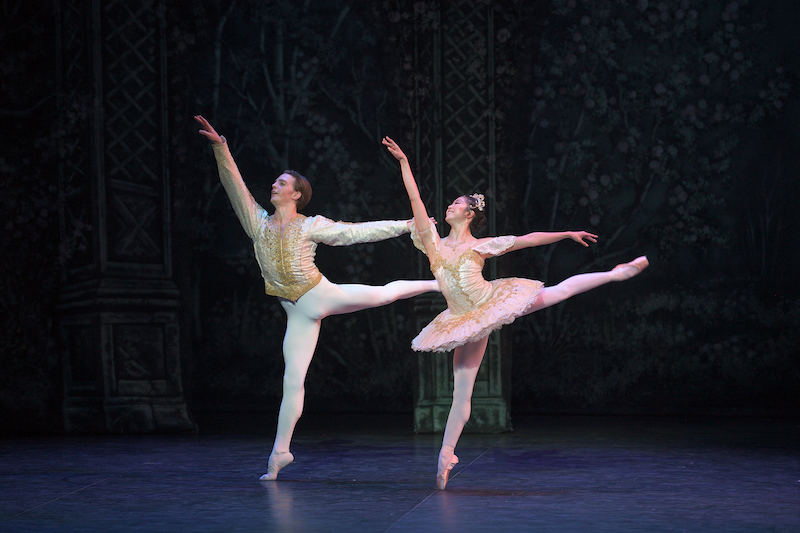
top-left (469, 193), bottom-right (485, 212)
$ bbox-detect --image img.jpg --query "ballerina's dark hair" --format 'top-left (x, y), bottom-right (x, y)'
top-left (462, 193), bottom-right (486, 233)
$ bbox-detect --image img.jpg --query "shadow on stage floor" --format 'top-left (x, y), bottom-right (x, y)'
top-left (1, 413), bottom-right (798, 532)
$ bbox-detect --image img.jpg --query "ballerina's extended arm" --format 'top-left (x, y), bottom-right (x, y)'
top-left (504, 230), bottom-right (598, 253)
top-left (382, 136), bottom-right (437, 259)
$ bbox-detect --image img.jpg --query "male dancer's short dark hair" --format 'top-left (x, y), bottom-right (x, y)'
top-left (284, 170), bottom-right (312, 210)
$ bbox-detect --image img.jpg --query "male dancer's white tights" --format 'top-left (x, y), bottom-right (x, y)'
top-left (273, 277), bottom-right (438, 455)
top-left (441, 267), bottom-right (636, 452)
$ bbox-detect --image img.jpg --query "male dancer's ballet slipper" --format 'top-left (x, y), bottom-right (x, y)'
top-left (610, 256), bottom-right (649, 281)
top-left (436, 447), bottom-right (459, 490)
top-left (259, 451), bottom-right (294, 481)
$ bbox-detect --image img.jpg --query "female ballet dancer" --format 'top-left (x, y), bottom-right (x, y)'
top-left (383, 136), bottom-right (648, 490)
top-left (196, 115), bottom-right (439, 481)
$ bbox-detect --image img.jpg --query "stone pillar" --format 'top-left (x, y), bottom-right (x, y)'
top-left (411, 0), bottom-right (511, 433)
top-left (56, 0), bottom-right (194, 433)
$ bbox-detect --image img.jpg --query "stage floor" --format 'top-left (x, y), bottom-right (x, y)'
top-left (1, 413), bottom-right (797, 532)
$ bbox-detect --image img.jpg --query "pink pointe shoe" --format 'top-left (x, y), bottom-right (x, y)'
top-left (436, 447), bottom-right (459, 490)
top-left (611, 255), bottom-right (649, 281)
top-left (259, 451), bottom-right (294, 481)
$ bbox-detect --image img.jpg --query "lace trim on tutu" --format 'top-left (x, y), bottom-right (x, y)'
top-left (412, 278), bottom-right (543, 352)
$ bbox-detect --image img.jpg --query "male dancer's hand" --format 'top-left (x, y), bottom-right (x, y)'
top-left (195, 115), bottom-right (223, 144)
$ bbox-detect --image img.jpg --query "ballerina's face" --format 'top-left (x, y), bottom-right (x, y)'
top-left (445, 196), bottom-right (474, 225)
top-left (270, 173), bottom-right (302, 207)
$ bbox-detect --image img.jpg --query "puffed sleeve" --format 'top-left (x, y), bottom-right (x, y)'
top-left (473, 236), bottom-right (515, 257)
top-left (307, 215), bottom-right (410, 246)
top-left (211, 138), bottom-right (266, 239)
top-left (409, 222), bottom-right (440, 256)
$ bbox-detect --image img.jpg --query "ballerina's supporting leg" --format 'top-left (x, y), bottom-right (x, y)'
top-left (437, 335), bottom-right (490, 490)
top-left (527, 256), bottom-right (648, 313)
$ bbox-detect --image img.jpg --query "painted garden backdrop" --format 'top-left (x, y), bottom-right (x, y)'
top-left (2, 0), bottom-right (798, 433)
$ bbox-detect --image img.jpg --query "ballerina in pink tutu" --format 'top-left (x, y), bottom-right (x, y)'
top-left (383, 136), bottom-right (648, 490)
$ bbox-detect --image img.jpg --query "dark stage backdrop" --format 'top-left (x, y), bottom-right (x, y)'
top-left (2, 0), bottom-right (798, 434)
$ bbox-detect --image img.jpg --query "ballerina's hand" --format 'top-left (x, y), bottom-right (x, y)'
top-left (382, 136), bottom-right (407, 162)
top-left (194, 115), bottom-right (223, 144)
top-left (569, 231), bottom-right (598, 247)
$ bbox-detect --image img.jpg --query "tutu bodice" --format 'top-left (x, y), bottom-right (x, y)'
top-left (410, 226), bottom-right (543, 352)
top-left (431, 249), bottom-right (493, 315)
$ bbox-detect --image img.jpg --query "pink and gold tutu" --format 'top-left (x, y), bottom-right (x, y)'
top-left (410, 229), bottom-right (543, 352)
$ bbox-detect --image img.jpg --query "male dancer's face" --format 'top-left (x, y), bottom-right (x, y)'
top-left (270, 173), bottom-right (301, 208)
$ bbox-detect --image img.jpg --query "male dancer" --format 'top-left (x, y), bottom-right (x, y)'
top-left (196, 116), bottom-right (438, 480)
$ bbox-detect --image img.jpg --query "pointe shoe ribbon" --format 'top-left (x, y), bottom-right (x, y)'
top-left (259, 451), bottom-right (294, 481)
top-left (436, 450), bottom-right (459, 491)
top-left (611, 255), bottom-right (649, 281)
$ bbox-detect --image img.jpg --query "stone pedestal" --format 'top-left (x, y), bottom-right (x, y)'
top-left (58, 278), bottom-right (194, 433)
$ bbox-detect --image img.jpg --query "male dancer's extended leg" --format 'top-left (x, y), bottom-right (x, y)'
top-left (437, 335), bottom-right (490, 490)
top-left (312, 277), bottom-right (439, 317)
top-left (260, 277), bottom-right (436, 480)
top-left (270, 277), bottom-right (435, 447)
top-left (260, 307), bottom-right (321, 481)
top-left (296, 278), bottom-right (439, 318)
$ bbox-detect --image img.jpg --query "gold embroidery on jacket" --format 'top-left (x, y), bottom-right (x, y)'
top-left (261, 215), bottom-right (322, 302)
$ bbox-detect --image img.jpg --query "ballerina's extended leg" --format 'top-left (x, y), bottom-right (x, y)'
top-left (528, 256), bottom-right (648, 312)
top-left (610, 256), bottom-right (649, 281)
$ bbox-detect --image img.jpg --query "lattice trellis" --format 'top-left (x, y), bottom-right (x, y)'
top-left (440, 0), bottom-right (494, 214)
top-left (103, 0), bottom-right (165, 263)
top-left (411, 0), bottom-right (508, 433)
top-left (109, 189), bottom-right (163, 261)
top-left (104, 1), bottom-right (159, 184)
top-left (57, 0), bottom-right (168, 269)
top-left (414, 0), bottom-right (496, 251)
